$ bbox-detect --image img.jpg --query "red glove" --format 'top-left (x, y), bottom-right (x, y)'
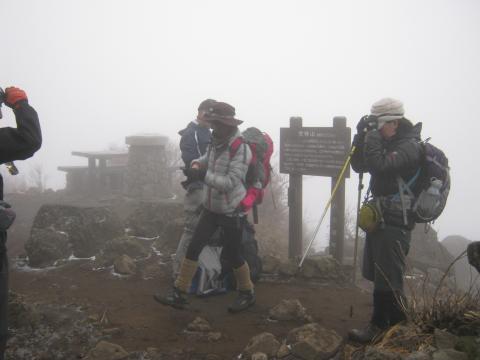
top-left (239, 188), bottom-right (263, 212)
top-left (5, 87), bottom-right (28, 109)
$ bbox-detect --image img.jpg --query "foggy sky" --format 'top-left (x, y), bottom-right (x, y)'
top-left (1, 0), bottom-right (479, 245)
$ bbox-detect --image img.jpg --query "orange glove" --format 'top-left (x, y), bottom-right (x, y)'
top-left (5, 87), bottom-right (28, 109)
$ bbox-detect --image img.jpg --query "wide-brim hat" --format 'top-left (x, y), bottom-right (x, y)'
top-left (204, 101), bottom-right (243, 126)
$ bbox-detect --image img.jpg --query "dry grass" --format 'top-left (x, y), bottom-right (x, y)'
top-left (405, 250), bottom-right (480, 336)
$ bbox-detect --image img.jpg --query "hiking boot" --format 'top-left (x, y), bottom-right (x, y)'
top-left (228, 290), bottom-right (255, 313)
top-left (348, 323), bottom-right (384, 343)
top-left (153, 287), bottom-right (188, 309)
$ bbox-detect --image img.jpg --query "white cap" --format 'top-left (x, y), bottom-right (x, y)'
top-left (370, 98), bottom-right (404, 128)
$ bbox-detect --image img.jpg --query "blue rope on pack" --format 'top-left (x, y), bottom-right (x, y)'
top-left (391, 168), bottom-right (421, 200)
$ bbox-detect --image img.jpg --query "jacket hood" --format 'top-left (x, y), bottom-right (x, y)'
top-left (178, 121), bottom-right (197, 136)
top-left (393, 119), bottom-right (422, 141)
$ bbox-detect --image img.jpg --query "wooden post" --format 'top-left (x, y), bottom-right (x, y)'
top-left (329, 117), bottom-right (347, 264)
top-left (99, 158), bottom-right (107, 193)
top-left (288, 117), bottom-right (303, 259)
top-left (87, 157), bottom-right (97, 195)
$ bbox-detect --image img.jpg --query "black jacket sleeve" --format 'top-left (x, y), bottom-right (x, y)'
top-left (179, 128), bottom-right (201, 168)
top-left (0, 101), bottom-right (42, 164)
top-left (350, 133), bottom-right (369, 173)
top-left (364, 130), bottom-right (422, 175)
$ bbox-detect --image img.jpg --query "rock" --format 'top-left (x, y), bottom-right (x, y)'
top-left (299, 255), bottom-right (345, 280)
top-left (432, 349), bottom-right (468, 360)
top-left (409, 227), bottom-right (455, 273)
top-left (104, 236), bottom-right (150, 259)
top-left (427, 268), bottom-right (447, 285)
top-left (113, 255), bottom-right (136, 275)
top-left (276, 341), bottom-right (291, 358)
top-left (86, 341), bottom-right (129, 360)
top-left (243, 332), bottom-right (281, 358)
top-left (251, 353), bottom-right (268, 360)
top-left (278, 259), bottom-right (298, 276)
top-left (25, 228), bottom-right (71, 268)
top-left (363, 347), bottom-right (403, 359)
top-left (269, 299), bottom-right (308, 321)
top-left (152, 217), bottom-right (184, 254)
top-left (262, 255), bottom-right (281, 273)
top-left (287, 323), bottom-right (343, 360)
top-left (26, 204), bottom-right (124, 265)
top-left (434, 329), bottom-right (459, 350)
top-left (207, 332), bottom-right (222, 341)
top-left (186, 317), bottom-right (212, 332)
top-left (405, 352), bottom-right (431, 360)
top-left (125, 201), bottom-right (183, 238)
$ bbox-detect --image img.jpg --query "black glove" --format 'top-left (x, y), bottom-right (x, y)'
top-left (182, 168), bottom-right (206, 182)
top-left (356, 115), bottom-right (378, 134)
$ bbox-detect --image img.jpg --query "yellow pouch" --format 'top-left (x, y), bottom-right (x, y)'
top-left (359, 201), bottom-right (381, 233)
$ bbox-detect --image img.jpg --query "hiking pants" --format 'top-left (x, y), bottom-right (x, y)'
top-left (172, 187), bottom-right (204, 278)
top-left (362, 224), bottom-right (411, 293)
top-left (186, 209), bottom-right (246, 269)
top-left (0, 232), bottom-right (8, 360)
top-left (362, 225), bottom-right (411, 328)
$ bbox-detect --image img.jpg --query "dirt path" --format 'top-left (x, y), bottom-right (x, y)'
top-left (11, 257), bottom-right (371, 359)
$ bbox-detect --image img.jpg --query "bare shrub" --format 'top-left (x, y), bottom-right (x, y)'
top-left (255, 168), bottom-right (289, 259)
top-left (405, 251), bottom-right (480, 336)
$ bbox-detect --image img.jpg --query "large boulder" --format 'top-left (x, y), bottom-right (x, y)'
top-left (408, 226), bottom-right (455, 273)
top-left (25, 228), bottom-right (71, 268)
top-left (26, 204), bottom-right (124, 266)
top-left (125, 200), bottom-right (183, 238)
top-left (442, 235), bottom-right (480, 291)
top-left (286, 323), bottom-right (342, 360)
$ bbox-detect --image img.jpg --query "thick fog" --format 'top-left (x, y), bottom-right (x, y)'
top-left (1, 0), bottom-right (479, 245)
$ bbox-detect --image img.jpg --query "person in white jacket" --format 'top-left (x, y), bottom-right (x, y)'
top-left (155, 102), bottom-right (256, 313)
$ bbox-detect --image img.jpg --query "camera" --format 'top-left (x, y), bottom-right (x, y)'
top-left (357, 115), bottom-right (378, 133)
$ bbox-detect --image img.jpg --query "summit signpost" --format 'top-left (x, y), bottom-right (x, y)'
top-left (280, 117), bottom-right (351, 262)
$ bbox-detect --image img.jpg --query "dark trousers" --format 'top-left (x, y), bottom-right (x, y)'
top-left (362, 225), bottom-right (411, 328)
top-left (0, 232), bottom-right (8, 360)
top-left (186, 209), bottom-right (245, 269)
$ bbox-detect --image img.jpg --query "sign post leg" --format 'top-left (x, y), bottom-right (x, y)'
top-left (288, 116), bottom-right (303, 259)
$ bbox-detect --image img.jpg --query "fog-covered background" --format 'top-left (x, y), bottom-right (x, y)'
top-left (1, 0), bottom-right (479, 246)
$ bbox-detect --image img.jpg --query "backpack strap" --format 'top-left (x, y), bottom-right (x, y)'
top-left (229, 137), bottom-right (249, 165)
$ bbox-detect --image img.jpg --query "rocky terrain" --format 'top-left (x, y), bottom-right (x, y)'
top-left (3, 192), bottom-right (480, 359)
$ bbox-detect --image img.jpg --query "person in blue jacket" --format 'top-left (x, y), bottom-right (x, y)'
top-left (171, 99), bottom-right (214, 278)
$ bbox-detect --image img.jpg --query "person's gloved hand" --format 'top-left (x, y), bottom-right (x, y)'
top-left (467, 241), bottom-right (480, 273)
top-left (5, 87), bottom-right (28, 109)
top-left (182, 168), bottom-right (206, 181)
top-left (356, 115), bottom-right (378, 134)
top-left (239, 188), bottom-right (263, 213)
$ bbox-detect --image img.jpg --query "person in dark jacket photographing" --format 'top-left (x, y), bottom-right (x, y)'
top-left (0, 86), bottom-right (42, 359)
top-left (349, 98), bottom-right (423, 343)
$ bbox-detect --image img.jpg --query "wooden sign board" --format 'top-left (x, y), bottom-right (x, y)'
top-left (280, 126), bottom-right (351, 178)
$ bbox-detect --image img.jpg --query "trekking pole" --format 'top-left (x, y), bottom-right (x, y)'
top-left (252, 204), bottom-right (259, 224)
top-left (352, 172), bottom-right (363, 284)
top-left (298, 145), bottom-right (356, 268)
